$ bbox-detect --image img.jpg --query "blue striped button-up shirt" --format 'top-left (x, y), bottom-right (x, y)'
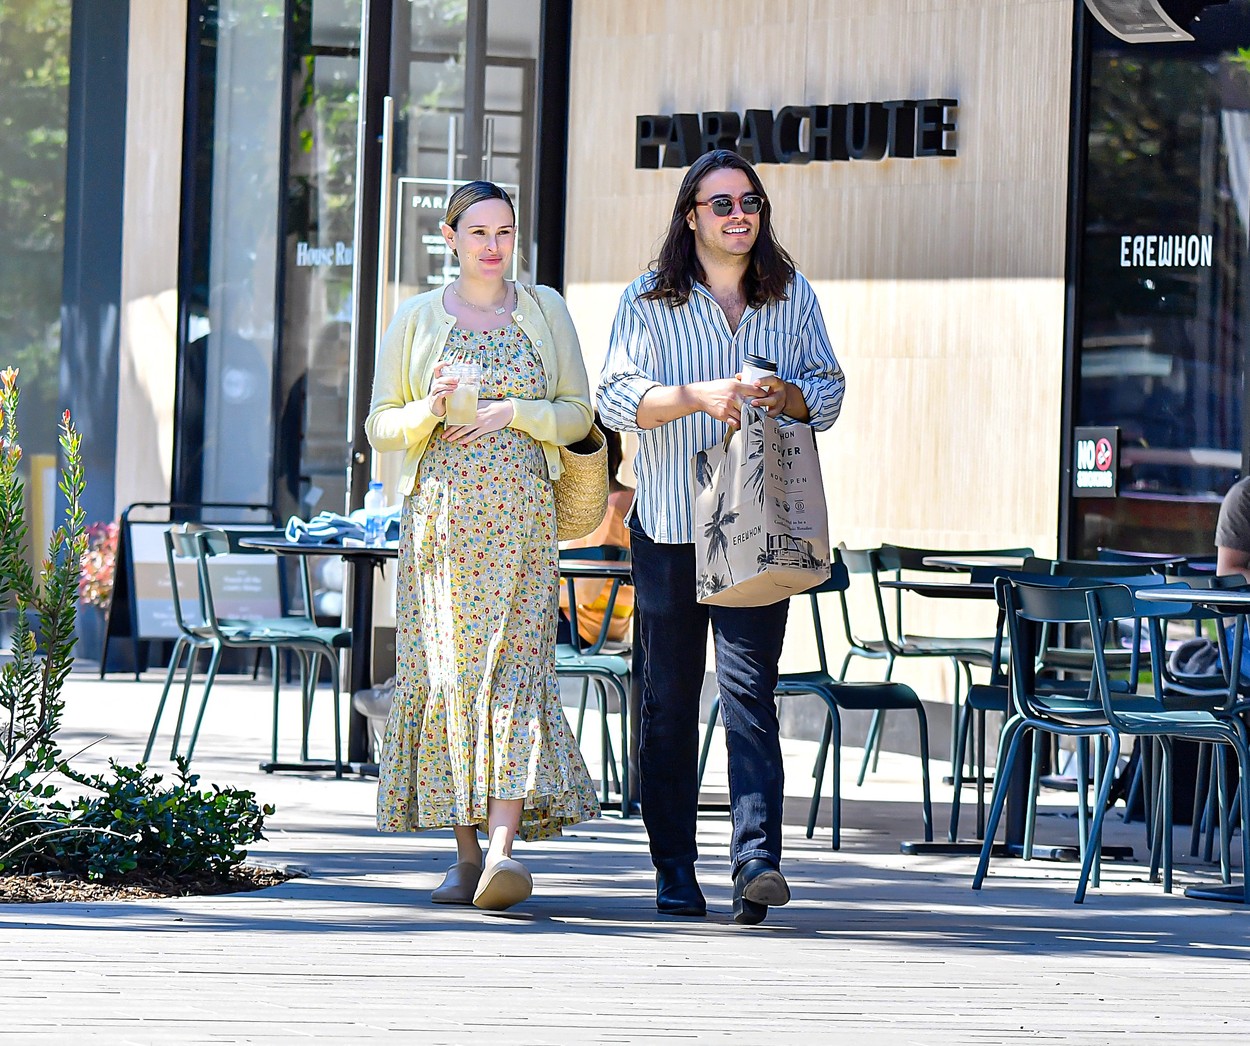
top-left (597, 270), bottom-right (846, 545)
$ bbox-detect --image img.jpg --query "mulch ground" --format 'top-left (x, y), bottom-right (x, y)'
top-left (0, 864), bottom-right (295, 904)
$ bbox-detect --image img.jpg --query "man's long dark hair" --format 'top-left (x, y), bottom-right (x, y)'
top-left (641, 150), bottom-right (795, 308)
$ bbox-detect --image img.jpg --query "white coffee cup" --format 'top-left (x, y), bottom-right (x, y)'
top-left (740, 353), bottom-right (777, 387)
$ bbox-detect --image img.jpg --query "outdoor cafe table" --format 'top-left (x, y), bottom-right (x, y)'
top-left (879, 576), bottom-right (1132, 864)
top-left (239, 536), bottom-right (397, 774)
top-left (1136, 584), bottom-right (1250, 904)
top-left (557, 556), bottom-right (638, 813)
top-left (237, 544), bottom-right (633, 784)
top-left (880, 579), bottom-right (996, 601)
top-left (922, 554), bottom-right (1028, 572)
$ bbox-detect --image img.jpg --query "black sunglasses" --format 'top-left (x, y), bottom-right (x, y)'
top-left (694, 193), bottom-right (765, 217)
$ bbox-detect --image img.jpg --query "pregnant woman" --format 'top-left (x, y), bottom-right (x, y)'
top-left (366, 180), bottom-right (600, 911)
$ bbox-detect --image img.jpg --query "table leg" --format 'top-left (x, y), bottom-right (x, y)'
top-left (259, 550), bottom-right (383, 777)
top-left (346, 555), bottom-right (377, 765)
top-left (902, 726), bottom-right (1130, 862)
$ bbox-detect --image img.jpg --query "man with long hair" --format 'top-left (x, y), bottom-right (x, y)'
top-left (598, 150), bottom-right (845, 924)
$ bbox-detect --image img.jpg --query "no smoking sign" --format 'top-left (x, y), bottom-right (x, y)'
top-left (1073, 426), bottom-right (1119, 498)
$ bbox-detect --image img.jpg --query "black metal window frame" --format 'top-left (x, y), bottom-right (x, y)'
top-left (1058, 2), bottom-right (1092, 558)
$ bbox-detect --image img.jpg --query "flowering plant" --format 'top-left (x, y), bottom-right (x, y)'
top-left (78, 521), bottom-right (118, 609)
top-left (0, 368), bottom-right (275, 882)
top-left (1, 365), bottom-right (88, 857)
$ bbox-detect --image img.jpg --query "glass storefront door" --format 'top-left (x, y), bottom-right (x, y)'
top-left (379, 0), bottom-right (540, 321)
top-left (0, 0), bottom-right (71, 566)
top-left (276, 0), bottom-right (543, 525)
top-left (277, 0), bottom-right (363, 523)
top-left (1070, 2), bottom-right (1250, 555)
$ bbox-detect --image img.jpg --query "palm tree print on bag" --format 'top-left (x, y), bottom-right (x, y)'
top-left (694, 449), bottom-right (714, 490)
top-left (745, 422), bottom-right (766, 506)
top-left (700, 491), bottom-right (739, 593)
top-left (696, 572), bottom-right (729, 600)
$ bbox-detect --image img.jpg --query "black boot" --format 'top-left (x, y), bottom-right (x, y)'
top-left (732, 858), bottom-right (790, 925)
top-left (656, 864), bottom-right (706, 916)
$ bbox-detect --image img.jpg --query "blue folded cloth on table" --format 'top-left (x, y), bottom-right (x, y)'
top-left (284, 509), bottom-right (401, 545)
top-left (285, 512), bottom-right (356, 544)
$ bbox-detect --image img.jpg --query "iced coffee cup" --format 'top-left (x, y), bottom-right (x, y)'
top-left (444, 362), bottom-right (481, 425)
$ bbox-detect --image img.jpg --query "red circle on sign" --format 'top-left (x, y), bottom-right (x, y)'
top-left (1095, 438), bottom-right (1113, 471)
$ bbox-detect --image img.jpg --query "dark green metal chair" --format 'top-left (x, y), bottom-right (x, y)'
top-left (556, 545), bottom-right (632, 815)
top-left (974, 578), bottom-right (1250, 904)
top-left (842, 544), bottom-right (1034, 788)
top-left (146, 526), bottom-right (350, 775)
top-left (699, 552), bottom-right (933, 849)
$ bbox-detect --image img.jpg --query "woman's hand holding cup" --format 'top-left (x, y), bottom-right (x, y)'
top-left (443, 399), bottom-right (515, 444)
top-left (428, 360), bottom-right (458, 419)
top-left (443, 362), bottom-right (482, 425)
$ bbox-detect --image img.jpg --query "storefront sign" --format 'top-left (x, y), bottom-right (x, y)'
top-left (1119, 233), bottom-right (1213, 268)
top-left (295, 241), bottom-right (354, 267)
top-left (1073, 426), bottom-right (1120, 498)
top-left (635, 99), bottom-right (957, 169)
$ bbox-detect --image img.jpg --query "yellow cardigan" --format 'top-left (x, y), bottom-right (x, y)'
top-left (365, 283), bottom-right (593, 496)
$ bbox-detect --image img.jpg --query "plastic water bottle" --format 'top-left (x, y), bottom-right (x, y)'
top-left (363, 480), bottom-right (387, 547)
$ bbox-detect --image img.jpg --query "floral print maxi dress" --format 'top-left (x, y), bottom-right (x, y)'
top-left (377, 323), bottom-right (601, 841)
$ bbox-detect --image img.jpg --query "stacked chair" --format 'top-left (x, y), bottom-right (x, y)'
top-left (1150, 573), bottom-right (1250, 865)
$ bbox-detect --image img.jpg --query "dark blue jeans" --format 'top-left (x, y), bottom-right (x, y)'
top-left (629, 519), bottom-right (789, 878)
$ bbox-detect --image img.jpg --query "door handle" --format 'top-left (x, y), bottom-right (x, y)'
top-left (374, 94), bottom-right (396, 360)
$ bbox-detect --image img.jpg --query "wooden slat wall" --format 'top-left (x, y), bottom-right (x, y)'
top-left (564, 0), bottom-right (1072, 692)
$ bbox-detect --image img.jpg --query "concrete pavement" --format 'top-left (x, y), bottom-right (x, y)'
top-left (1, 667), bottom-right (1247, 1044)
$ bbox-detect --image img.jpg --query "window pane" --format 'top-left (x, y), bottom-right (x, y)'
top-left (0, 0), bottom-right (70, 456)
top-left (1074, 7), bottom-right (1250, 554)
top-left (189, 1), bottom-right (286, 507)
top-left (278, 0), bottom-right (361, 521)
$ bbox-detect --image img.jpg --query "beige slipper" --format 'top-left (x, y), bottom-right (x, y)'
top-left (472, 856), bottom-right (533, 911)
top-left (431, 861), bottom-right (482, 905)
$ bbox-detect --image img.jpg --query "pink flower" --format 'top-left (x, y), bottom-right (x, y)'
top-left (78, 521), bottom-right (120, 609)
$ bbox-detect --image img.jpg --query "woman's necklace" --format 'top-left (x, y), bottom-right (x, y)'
top-left (450, 279), bottom-right (511, 316)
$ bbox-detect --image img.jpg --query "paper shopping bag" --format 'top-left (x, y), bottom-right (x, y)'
top-left (692, 404), bottom-right (830, 607)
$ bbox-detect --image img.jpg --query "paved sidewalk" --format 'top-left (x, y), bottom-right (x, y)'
top-left (2, 669), bottom-right (1248, 1044)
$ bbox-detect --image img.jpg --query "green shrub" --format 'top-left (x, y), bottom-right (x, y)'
top-left (34, 757), bottom-right (274, 880)
top-left (0, 368), bottom-right (276, 883)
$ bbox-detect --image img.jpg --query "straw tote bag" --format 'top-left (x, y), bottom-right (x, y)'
top-left (555, 424), bottom-right (608, 541)
top-left (522, 284), bottom-right (608, 541)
